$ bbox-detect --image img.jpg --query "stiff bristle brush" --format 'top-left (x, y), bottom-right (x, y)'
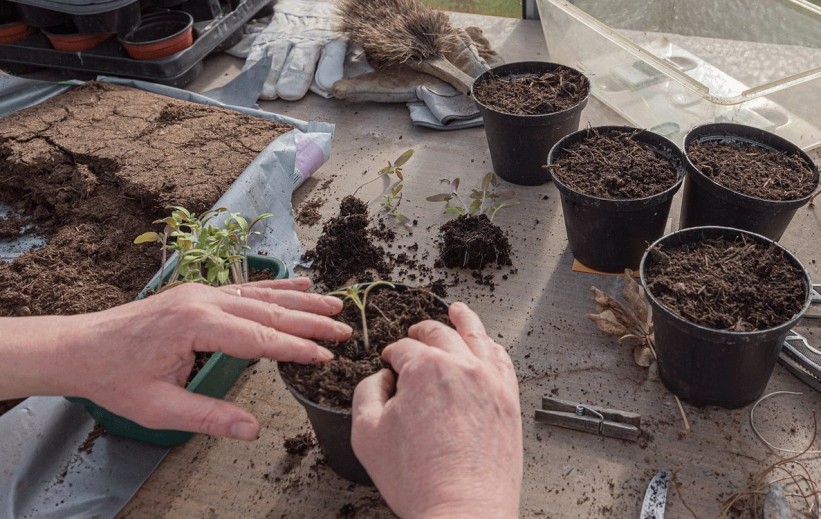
top-left (337, 0), bottom-right (476, 94)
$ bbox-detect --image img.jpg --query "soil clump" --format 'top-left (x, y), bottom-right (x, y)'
top-left (643, 236), bottom-right (806, 331)
top-left (279, 286), bottom-right (450, 409)
top-left (687, 140), bottom-right (817, 201)
top-left (435, 214), bottom-right (512, 270)
top-left (302, 195), bottom-right (391, 290)
top-left (473, 67), bottom-right (588, 115)
top-left (550, 130), bottom-right (679, 199)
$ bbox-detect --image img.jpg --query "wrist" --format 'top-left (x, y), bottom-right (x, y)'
top-left (0, 315), bottom-right (94, 399)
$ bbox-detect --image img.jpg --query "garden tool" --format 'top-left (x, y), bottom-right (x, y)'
top-left (337, 0), bottom-right (486, 94)
top-left (535, 396), bottom-right (641, 442)
top-left (332, 25), bottom-right (501, 130)
top-left (777, 283), bottom-right (821, 393)
top-left (639, 470), bottom-right (670, 519)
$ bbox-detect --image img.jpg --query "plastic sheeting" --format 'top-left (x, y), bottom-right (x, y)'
top-left (0, 75), bottom-right (334, 518)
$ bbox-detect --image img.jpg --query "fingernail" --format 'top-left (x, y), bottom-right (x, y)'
top-left (324, 296), bottom-right (344, 310)
top-left (318, 346), bottom-right (335, 361)
top-left (335, 323), bottom-right (353, 336)
top-left (229, 420), bottom-right (258, 441)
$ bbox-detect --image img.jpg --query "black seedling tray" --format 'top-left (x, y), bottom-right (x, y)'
top-left (0, 0), bottom-right (272, 87)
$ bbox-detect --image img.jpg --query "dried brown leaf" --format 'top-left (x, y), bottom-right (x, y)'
top-left (622, 269), bottom-right (651, 332)
top-left (587, 310), bottom-right (631, 337)
top-left (589, 286), bottom-right (638, 334)
top-left (633, 343), bottom-right (654, 367)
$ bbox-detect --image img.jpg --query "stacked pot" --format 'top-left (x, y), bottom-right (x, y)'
top-left (0, 0), bottom-right (195, 57)
top-left (472, 61), bottom-right (820, 409)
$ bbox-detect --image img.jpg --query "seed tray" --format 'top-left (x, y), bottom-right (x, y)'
top-left (0, 0), bottom-right (272, 87)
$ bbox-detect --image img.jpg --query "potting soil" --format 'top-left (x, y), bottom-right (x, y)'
top-left (472, 67), bottom-right (588, 116)
top-left (279, 286), bottom-right (450, 409)
top-left (549, 130), bottom-right (680, 199)
top-left (687, 140), bottom-right (817, 201)
top-left (644, 236), bottom-right (807, 331)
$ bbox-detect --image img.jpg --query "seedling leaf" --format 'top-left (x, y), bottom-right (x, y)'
top-left (134, 231), bottom-right (160, 245)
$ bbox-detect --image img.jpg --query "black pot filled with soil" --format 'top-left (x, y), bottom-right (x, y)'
top-left (547, 126), bottom-right (685, 273)
top-left (471, 61), bottom-right (589, 186)
top-left (679, 123), bottom-right (819, 241)
top-left (640, 226), bottom-right (812, 408)
top-left (278, 283), bottom-right (450, 484)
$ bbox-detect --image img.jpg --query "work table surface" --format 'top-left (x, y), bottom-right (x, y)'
top-left (118, 13), bottom-right (821, 519)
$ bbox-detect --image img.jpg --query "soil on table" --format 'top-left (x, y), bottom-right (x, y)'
top-left (472, 67), bottom-right (588, 116)
top-left (643, 236), bottom-right (806, 331)
top-left (435, 214), bottom-right (512, 270)
top-left (549, 130), bottom-right (680, 199)
top-left (283, 432), bottom-right (316, 455)
top-left (279, 286), bottom-right (450, 409)
top-left (302, 195), bottom-right (392, 290)
top-left (0, 81), bottom-right (291, 414)
top-left (687, 140), bottom-right (817, 201)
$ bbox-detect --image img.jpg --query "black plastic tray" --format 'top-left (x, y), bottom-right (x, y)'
top-left (0, 0), bottom-right (271, 87)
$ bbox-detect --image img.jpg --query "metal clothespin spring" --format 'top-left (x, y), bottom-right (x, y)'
top-left (575, 404), bottom-right (606, 435)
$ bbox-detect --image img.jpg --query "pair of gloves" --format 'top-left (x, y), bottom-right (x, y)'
top-left (225, 0), bottom-right (501, 130)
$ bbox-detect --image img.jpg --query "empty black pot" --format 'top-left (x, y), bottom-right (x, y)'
top-left (472, 61), bottom-right (589, 186)
top-left (679, 123), bottom-right (819, 241)
top-left (640, 226), bottom-right (812, 408)
top-left (548, 126), bottom-right (685, 273)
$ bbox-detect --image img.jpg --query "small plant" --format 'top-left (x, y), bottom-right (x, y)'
top-left (134, 206), bottom-right (272, 291)
top-left (327, 280), bottom-right (395, 354)
top-left (351, 148), bottom-right (414, 198)
top-left (379, 181), bottom-right (410, 226)
top-left (350, 149), bottom-right (415, 227)
top-left (426, 172), bottom-right (518, 222)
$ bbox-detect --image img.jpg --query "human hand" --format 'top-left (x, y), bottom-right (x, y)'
top-left (352, 302), bottom-right (522, 518)
top-left (239, 0), bottom-right (346, 101)
top-left (62, 278), bottom-right (351, 440)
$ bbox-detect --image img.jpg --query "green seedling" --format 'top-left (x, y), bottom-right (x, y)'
top-left (426, 172), bottom-right (519, 222)
top-left (135, 206), bottom-right (272, 292)
top-left (380, 181), bottom-right (411, 226)
top-left (351, 148), bottom-right (414, 198)
top-left (327, 280), bottom-right (396, 354)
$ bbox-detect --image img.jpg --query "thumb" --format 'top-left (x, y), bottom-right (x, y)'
top-left (129, 385), bottom-right (261, 441)
top-left (352, 368), bottom-right (394, 424)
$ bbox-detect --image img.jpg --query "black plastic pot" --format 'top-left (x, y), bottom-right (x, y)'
top-left (679, 123), bottom-right (819, 241)
top-left (12, 0), bottom-right (141, 35)
top-left (279, 374), bottom-right (372, 485)
top-left (278, 283), bottom-right (449, 485)
top-left (640, 226), bottom-right (812, 408)
top-left (471, 61), bottom-right (589, 186)
top-left (548, 126), bottom-right (685, 273)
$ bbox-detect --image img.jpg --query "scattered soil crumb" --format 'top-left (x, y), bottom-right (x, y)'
top-left (79, 424), bottom-right (107, 454)
top-left (283, 432), bottom-right (317, 456)
top-left (295, 197), bottom-right (326, 226)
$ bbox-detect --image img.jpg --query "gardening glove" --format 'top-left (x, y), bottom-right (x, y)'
top-left (227, 0), bottom-right (346, 101)
top-left (332, 27), bottom-right (500, 130)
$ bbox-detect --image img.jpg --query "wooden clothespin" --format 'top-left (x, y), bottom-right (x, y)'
top-left (535, 396), bottom-right (641, 442)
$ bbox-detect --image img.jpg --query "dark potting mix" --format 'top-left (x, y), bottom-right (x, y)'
top-left (549, 130), bottom-right (679, 199)
top-left (687, 140), bottom-right (817, 201)
top-left (472, 67), bottom-right (588, 116)
top-left (643, 236), bottom-right (806, 332)
top-left (279, 286), bottom-right (450, 410)
top-left (435, 213), bottom-right (512, 270)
